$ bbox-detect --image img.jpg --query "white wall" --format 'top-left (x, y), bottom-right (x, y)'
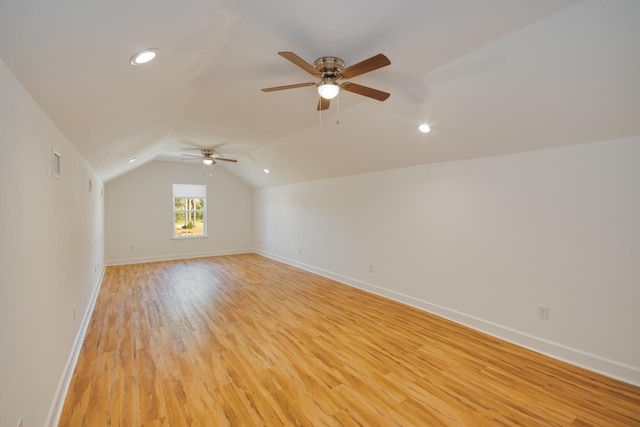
top-left (254, 137), bottom-right (640, 385)
top-left (105, 161), bottom-right (254, 264)
top-left (0, 59), bottom-right (105, 426)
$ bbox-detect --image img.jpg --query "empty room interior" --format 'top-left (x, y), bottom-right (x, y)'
top-left (1, 0), bottom-right (640, 425)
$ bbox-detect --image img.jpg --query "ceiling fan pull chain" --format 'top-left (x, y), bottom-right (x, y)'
top-left (202, 163), bottom-right (212, 177)
top-left (336, 93), bottom-right (340, 125)
top-left (319, 103), bottom-right (323, 127)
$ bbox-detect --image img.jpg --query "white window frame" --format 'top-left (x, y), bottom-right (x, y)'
top-left (172, 184), bottom-right (207, 239)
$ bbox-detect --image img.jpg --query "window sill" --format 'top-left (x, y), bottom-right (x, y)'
top-left (172, 234), bottom-right (208, 240)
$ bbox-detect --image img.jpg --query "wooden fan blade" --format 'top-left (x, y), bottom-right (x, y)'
top-left (213, 157), bottom-right (237, 163)
top-left (181, 153), bottom-right (203, 157)
top-left (341, 82), bottom-right (390, 101)
top-left (340, 54), bottom-right (390, 79)
top-left (262, 82), bottom-right (316, 92)
top-left (278, 51), bottom-right (322, 76)
top-left (317, 97), bottom-right (330, 111)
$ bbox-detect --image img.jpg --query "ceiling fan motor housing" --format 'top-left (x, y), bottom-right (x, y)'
top-left (314, 57), bottom-right (345, 81)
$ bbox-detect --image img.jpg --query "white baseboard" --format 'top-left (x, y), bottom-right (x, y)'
top-left (105, 248), bottom-right (253, 266)
top-left (45, 266), bottom-right (106, 427)
top-left (255, 249), bottom-right (640, 387)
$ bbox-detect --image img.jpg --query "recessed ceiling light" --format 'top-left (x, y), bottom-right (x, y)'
top-left (130, 48), bottom-right (158, 65)
top-left (419, 123), bottom-right (431, 134)
top-left (264, 169), bottom-right (270, 174)
top-left (128, 157), bottom-right (137, 164)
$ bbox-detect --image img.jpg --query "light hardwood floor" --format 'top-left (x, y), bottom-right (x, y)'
top-left (60, 253), bottom-right (640, 426)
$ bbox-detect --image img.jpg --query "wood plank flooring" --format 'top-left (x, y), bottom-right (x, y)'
top-left (60, 253), bottom-right (640, 426)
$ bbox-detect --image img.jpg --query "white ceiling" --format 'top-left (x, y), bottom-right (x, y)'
top-left (1, 0), bottom-right (639, 187)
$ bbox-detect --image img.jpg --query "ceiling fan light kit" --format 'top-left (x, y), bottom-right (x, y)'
top-left (419, 123), bottom-right (431, 134)
top-left (318, 82), bottom-right (340, 99)
top-left (262, 51), bottom-right (391, 110)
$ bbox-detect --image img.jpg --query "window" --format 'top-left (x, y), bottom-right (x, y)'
top-left (172, 184), bottom-right (206, 238)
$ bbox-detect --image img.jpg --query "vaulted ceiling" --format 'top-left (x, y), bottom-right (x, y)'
top-left (1, 0), bottom-right (639, 187)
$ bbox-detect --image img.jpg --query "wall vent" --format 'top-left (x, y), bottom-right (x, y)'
top-left (52, 149), bottom-right (61, 178)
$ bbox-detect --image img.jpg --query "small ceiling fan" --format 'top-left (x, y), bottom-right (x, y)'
top-left (181, 148), bottom-right (237, 165)
top-left (262, 51), bottom-right (391, 110)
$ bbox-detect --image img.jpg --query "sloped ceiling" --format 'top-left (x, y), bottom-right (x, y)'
top-left (1, 0), bottom-right (639, 187)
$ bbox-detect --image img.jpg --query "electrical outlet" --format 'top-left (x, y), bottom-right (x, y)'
top-left (537, 305), bottom-right (549, 319)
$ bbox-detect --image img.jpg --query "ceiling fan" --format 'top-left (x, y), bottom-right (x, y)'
top-left (181, 148), bottom-right (237, 165)
top-left (262, 51), bottom-right (391, 110)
